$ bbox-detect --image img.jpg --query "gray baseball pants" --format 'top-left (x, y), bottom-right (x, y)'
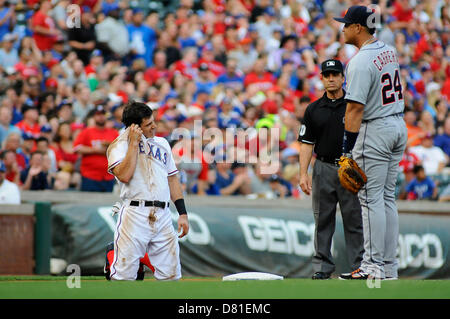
top-left (312, 159), bottom-right (364, 275)
top-left (352, 114), bottom-right (407, 279)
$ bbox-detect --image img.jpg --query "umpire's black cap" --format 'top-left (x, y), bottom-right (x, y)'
top-left (333, 5), bottom-right (375, 28)
top-left (321, 59), bottom-right (344, 74)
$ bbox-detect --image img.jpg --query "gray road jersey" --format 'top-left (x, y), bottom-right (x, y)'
top-left (344, 40), bottom-right (404, 120)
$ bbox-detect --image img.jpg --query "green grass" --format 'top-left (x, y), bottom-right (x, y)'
top-left (0, 276), bottom-right (449, 299)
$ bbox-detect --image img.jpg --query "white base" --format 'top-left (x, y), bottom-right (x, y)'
top-left (222, 272), bottom-right (284, 281)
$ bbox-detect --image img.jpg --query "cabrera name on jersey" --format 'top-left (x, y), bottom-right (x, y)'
top-left (344, 40), bottom-right (404, 121)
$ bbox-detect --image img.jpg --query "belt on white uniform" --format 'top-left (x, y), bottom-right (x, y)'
top-left (129, 200), bottom-right (169, 209)
top-left (362, 112), bottom-right (404, 123)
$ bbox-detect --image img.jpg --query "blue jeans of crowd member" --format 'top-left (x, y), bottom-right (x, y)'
top-left (81, 176), bottom-right (115, 192)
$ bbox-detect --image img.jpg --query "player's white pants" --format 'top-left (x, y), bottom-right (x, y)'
top-left (110, 200), bottom-right (181, 281)
top-left (353, 114), bottom-right (407, 279)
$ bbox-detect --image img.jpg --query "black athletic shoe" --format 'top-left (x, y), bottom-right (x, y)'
top-left (104, 242), bottom-right (114, 280)
top-left (339, 268), bottom-right (369, 280)
top-left (136, 264), bottom-right (145, 281)
top-left (312, 272), bottom-right (331, 280)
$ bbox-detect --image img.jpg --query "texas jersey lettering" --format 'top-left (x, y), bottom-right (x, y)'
top-left (107, 128), bottom-right (178, 203)
top-left (138, 140), bottom-right (169, 165)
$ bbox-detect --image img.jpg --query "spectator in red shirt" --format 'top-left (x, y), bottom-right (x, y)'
top-left (52, 121), bottom-right (79, 173)
top-left (442, 77), bottom-right (450, 101)
top-left (15, 105), bottom-right (41, 139)
top-left (72, 0), bottom-right (101, 13)
top-left (197, 44), bottom-right (226, 78)
top-left (31, 0), bottom-right (60, 51)
top-left (108, 73), bottom-right (128, 104)
top-left (3, 132), bottom-right (27, 171)
top-left (213, 5), bottom-right (227, 35)
top-left (144, 50), bottom-right (172, 85)
top-left (1, 149), bottom-right (21, 185)
top-left (171, 46), bottom-right (198, 80)
top-left (244, 57), bottom-right (276, 90)
top-left (399, 146), bottom-right (421, 174)
top-left (392, 0), bottom-right (414, 24)
top-left (14, 47), bottom-right (40, 79)
top-left (73, 105), bottom-right (119, 192)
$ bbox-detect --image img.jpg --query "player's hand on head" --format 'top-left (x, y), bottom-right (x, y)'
top-left (128, 124), bottom-right (143, 144)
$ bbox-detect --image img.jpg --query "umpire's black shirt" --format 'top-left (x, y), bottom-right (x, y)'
top-left (298, 90), bottom-right (346, 160)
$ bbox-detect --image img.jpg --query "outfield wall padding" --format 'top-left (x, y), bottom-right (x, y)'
top-left (50, 199), bottom-right (450, 279)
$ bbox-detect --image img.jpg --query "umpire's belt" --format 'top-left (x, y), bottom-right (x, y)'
top-left (362, 112), bottom-right (404, 123)
top-left (129, 200), bottom-right (169, 209)
top-left (318, 156), bottom-right (340, 166)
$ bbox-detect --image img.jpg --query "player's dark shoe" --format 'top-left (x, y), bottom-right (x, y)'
top-left (312, 272), bottom-right (331, 280)
top-left (104, 241), bottom-right (114, 281)
top-left (339, 268), bottom-right (369, 280)
top-left (383, 277), bottom-right (398, 281)
top-left (136, 264), bottom-right (145, 281)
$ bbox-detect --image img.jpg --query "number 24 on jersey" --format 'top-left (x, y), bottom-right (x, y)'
top-left (381, 69), bottom-right (403, 106)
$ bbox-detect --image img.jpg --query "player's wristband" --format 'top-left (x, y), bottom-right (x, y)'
top-left (342, 130), bottom-right (359, 154)
top-left (174, 199), bottom-right (187, 216)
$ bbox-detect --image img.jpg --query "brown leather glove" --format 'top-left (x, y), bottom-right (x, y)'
top-left (338, 156), bottom-right (367, 194)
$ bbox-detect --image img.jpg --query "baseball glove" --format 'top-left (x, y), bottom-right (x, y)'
top-left (338, 156), bottom-right (367, 194)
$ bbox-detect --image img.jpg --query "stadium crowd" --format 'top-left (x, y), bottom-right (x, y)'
top-left (0, 0), bottom-right (449, 203)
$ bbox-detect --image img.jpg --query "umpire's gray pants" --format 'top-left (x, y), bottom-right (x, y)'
top-left (312, 159), bottom-right (364, 275)
top-left (352, 114), bottom-right (407, 279)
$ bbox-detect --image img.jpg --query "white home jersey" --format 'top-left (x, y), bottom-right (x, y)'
top-left (107, 128), bottom-right (178, 202)
top-left (345, 40), bottom-right (404, 120)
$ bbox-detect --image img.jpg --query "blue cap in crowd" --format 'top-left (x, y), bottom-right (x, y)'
top-left (132, 8), bottom-right (143, 15)
top-left (0, 161), bottom-right (5, 172)
top-left (196, 87), bottom-right (210, 95)
top-left (57, 99), bottom-right (72, 110)
top-left (166, 90), bottom-right (179, 100)
top-left (104, 3), bottom-right (120, 15)
top-left (22, 131), bottom-right (35, 141)
top-left (91, 49), bottom-right (102, 58)
top-left (263, 7), bottom-right (276, 17)
top-left (111, 103), bottom-right (123, 113)
top-left (313, 13), bottom-right (325, 23)
top-left (40, 124), bottom-right (52, 133)
top-left (82, 6), bottom-right (91, 13)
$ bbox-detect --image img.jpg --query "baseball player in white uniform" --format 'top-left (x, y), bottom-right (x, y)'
top-left (106, 101), bottom-right (189, 281)
top-left (334, 6), bottom-right (407, 280)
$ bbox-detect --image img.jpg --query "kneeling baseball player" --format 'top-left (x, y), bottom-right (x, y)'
top-left (105, 101), bottom-right (189, 281)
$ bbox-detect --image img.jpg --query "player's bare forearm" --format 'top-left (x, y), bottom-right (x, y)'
top-left (112, 125), bottom-right (142, 183)
top-left (168, 174), bottom-right (184, 202)
top-left (111, 141), bottom-right (139, 183)
top-left (345, 101), bottom-right (365, 133)
top-left (299, 143), bottom-right (314, 177)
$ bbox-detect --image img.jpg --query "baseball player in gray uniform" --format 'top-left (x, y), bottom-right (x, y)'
top-left (334, 6), bottom-right (407, 280)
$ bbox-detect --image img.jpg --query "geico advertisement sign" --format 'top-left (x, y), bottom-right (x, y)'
top-left (398, 233), bottom-right (444, 269)
top-left (238, 216), bottom-right (315, 256)
top-left (170, 212), bottom-right (445, 270)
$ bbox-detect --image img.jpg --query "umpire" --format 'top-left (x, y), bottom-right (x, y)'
top-left (298, 59), bottom-right (364, 280)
